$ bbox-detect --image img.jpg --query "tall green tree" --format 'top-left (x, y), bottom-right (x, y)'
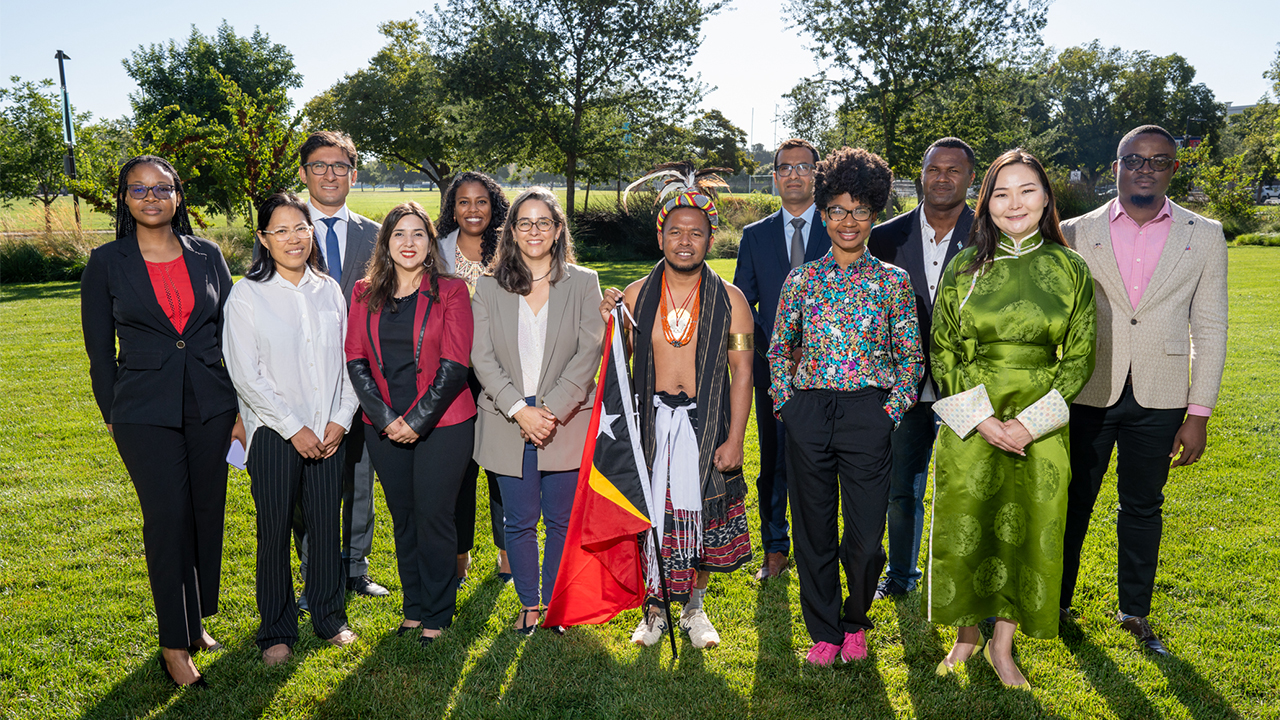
top-left (0, 77), bottom-right (79, 233)
top-left (426, 0), bottom-right (726, 213)
top-left (305, 20), bottom-right (456, 193)
top-left (690, 110), bottom-right (754, 174)
top-left (785, 0), bottom-right (1048, 178)
top-left (124, 21), bottom-right (301, 126)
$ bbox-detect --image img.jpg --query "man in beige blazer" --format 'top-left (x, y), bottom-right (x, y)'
top-left (1059, 125), bottom-right (1228, 656)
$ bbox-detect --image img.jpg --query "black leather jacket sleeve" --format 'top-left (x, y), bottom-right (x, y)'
top-left (402, 358), bottom-right (470, 436)
top-left (346, 358), bottom-right (400, 432)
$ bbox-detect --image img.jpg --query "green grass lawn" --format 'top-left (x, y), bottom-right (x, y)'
top-left (0, 252), bottom-right (1275, 719)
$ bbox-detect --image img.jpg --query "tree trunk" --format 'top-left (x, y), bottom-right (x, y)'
top-left (43, 200), bottom-right (53, 235)
top-left (584, 182), bottom-right (591, 211)
top-left (882, 100), bottom-right (899, 219)
top-left (564, 151), bottom-right (578, 216)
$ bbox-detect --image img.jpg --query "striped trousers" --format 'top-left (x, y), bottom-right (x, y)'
top-left (247, 427), bottom-right (349, 649)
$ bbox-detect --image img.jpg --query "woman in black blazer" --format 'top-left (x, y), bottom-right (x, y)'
top-left (81, 155), bottom-right (244, 687)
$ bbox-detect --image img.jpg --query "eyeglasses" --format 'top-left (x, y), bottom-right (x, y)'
top-left (1118, 154), bottom-right (1176, 172)
top-left (126, 184), bottom-right (176, 200)
top-left (302, 161), bottom-right (354, 176)
top-left (260, 226), bottom-right (315, 241)
top-left (825, 205), bottom-right (873, 222)
top-left (515, 218), bottom-right (557, 233)
top-left (775, 163), bottom-right (815, 177)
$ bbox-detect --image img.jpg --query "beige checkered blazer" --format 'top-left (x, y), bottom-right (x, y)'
top-left (1061, 200), bottom-right (1228, 410)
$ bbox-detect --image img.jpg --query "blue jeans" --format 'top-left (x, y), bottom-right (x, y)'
top-left (884, 402), bottom-right (939, 591)
top-left (496, 399), bottom-right (578, 607)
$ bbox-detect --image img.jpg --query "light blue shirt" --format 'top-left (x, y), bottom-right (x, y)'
top-left (781, 203), bottom-right (818, 251)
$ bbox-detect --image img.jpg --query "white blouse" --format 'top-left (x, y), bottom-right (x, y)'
top-left (508, 296), bottom-right (549, 418)
top-left (223, 267), bottom-right (358, 453)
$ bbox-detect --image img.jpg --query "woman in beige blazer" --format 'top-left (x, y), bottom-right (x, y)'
top-left (471, 186), bottom-right (605, 635)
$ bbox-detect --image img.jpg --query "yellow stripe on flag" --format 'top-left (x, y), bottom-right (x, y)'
top-left (588, 464), bottom-right (649, 523)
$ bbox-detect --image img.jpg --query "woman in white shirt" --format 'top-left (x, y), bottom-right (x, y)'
top-left (223, 192), bottom-right (359, 666)
top-left (471, 187), bottom-right (605, 635)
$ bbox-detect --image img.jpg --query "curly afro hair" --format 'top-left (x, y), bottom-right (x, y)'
top-left (813, 147), bottom-right (893, 212)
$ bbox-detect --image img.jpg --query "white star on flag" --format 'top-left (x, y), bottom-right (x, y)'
top-left (597, 409), bottom-right (620, 440)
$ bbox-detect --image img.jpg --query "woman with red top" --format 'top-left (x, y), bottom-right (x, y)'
top-left (81, 155), bottom-right (245, 687)
top-left (345, 201), bottom-right (476, 646)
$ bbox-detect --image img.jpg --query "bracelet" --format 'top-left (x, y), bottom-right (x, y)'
top-left (728, 333), bottom-right (754, 351)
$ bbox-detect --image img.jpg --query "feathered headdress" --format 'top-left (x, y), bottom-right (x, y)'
top-left (624, 161), bottom-right (732, 234)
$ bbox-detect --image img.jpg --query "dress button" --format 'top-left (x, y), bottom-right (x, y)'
top-left (1130, 319), bottom-right (1138, 325)
top-left (176, 340), bottom-right (186, 349)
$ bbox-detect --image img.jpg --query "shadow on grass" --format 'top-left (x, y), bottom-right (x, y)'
top-left (1059, 618), bottom-right (1163, 719)
top-left (1156, 654), bottom-right (1243, 720)
top-left (79, 641), bottom-right (300, 720)
top-left (304, 571), bottom-right (505, 719)
top-left (0, 281), bottom-right (79, 303)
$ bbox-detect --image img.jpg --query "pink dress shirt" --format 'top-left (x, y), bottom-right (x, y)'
top-left (1108, 198), bottom-right (1210, 418)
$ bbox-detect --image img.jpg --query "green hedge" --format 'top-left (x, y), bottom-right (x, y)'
top-left (1235, 232), bottom-right (1280, 247)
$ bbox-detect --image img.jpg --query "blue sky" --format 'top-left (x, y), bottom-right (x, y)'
top-left (2, 0), bottom-right (1275, 148)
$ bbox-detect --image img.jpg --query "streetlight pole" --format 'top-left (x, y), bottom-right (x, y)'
top-left (54, 50), bottom-right (81, 232)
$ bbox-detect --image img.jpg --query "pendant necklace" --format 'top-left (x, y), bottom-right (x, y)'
top-left (660, 271), bottom-right (701, 347)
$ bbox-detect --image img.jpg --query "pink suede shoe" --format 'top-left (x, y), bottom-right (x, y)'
top-left (806, 641), bottom-right (840, 666)
top-left (841, 630), bottom-right (868, 662)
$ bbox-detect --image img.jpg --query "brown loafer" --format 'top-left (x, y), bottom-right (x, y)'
top-left (327, 629), bottom-right (358, 648)
top-left (754, 564), bottom-right (771, 581)
top-left (1117, 613), bottom-right (1170, 656)
top-left (766, 551), bottom-right (789, 578)
top-left (262, 644), bottom-right (292, 666)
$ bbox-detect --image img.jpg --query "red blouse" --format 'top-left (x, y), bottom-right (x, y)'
top-left (145, 256), bottom-right (195, 334)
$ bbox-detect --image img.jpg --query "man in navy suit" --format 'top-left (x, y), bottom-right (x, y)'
top-left (867, 137), bottom-right (975, 599)
top-left (734, 138), bottom-right (829, 581)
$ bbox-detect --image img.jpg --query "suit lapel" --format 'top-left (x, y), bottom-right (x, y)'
top-left (538, 271), bottom-right (571, 391)
top-left (947, 207), bottom-right (974, 260)
top-left (120, 235), bottom-right (181, 337)
top-left (804, 206), bottom-right (828, 262)
top-left (1083, 204), bottom-right (1129, 311)
top-left (1136, 204), bottom-right (1193, 316)
top-left (767, 211), bottom-right (790, 270)
top-left (501, 285), bottom-right (524, 395)
top-left (179, 235), bottom-right (209, 336)
top-left (898, 207), bottom-right (928, 297)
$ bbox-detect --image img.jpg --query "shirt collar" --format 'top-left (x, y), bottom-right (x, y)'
top-left (783, 203), bottom-right (817, 226)
top-left (1110, 197), bottom-right (1171, 226)
top-left (308, 201), bottom-right (349, 224)
top-left (265, 264), bottom-right (320, 289)
top-left (816, 248), bottom-right (875, 274)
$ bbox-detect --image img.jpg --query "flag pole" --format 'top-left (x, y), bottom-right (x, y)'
top-left (649, 527), bottom-right (678, 661)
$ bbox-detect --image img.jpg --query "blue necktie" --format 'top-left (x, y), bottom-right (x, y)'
top-left (321, 217), bottom-right (341, 284)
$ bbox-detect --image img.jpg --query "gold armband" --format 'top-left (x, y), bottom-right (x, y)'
top-left (728, 333), bottom-right (754, 351)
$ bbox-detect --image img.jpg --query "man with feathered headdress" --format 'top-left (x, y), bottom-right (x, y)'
top-left (599, 162), bottom-right (755, 649)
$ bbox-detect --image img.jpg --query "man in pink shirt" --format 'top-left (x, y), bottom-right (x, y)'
top-left (1059, 125), bottom-right (1228, 656)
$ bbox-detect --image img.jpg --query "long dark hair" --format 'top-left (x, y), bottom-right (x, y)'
top-left (435, 171), bottom-right (509, 266)
top-left (492, 187), bottom-right (575, 296)
top-left (114, 155), bottom-right (194, 240)
top-left (245, 193), bottom-right (323, 282)
top-left (963, 148), bottom-right (1067, 275)
top-left (357, 202), bottom-right (444, 313)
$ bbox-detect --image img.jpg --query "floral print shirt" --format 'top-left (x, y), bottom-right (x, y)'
top-left (768, 249), bottom-right (924, 423)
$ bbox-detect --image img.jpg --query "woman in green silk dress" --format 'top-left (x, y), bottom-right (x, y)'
top-left (926, 149), bottom-right (1096, 690)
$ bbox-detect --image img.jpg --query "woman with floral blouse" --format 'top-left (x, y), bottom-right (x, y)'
top-left (767, 146), bottom-right (924, 666)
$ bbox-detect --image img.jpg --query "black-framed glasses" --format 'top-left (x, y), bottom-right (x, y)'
top-left (825, 205), bottom-right (873, 222)
top-left (126, 184), bottom-right (176, 200)
top-left (515, 217), bottom-right (556, 232)
top-left (1118, 154), bottom-right (1176, 172)
top-left (302, 161), bottom-right (354, 176)
top-left (775, 163), bottom-right (815, 177)
top-left (259, 225), bottom-right (314, 241)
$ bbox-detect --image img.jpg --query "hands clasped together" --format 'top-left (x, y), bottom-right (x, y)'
top-left (975, 417), bottom-right (1033, 456)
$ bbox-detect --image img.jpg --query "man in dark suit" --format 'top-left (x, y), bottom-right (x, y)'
top-left (295, 131), bottom-right (388, 601)
top-left (867, 137), bottom-right (975, 600)
top-left (733, 138), bottom-right (829, 580)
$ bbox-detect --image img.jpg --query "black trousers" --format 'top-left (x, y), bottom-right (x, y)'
top-left (247, 427), bottom-right (349, 649)
top-left (1062, 385), bottom-right (1185, 617)
top-left (112, 379), bottom-right (236, 649)
top-left (455, 460), bottom-right (506, 554)
top-left (783, 388), bottom-right (893, 645)
top-left (365, 418), bottom-right (474, 629)
top-left (753, 352), bottom-right (791, 555)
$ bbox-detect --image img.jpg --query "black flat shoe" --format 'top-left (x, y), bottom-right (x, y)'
top-left (514, 607), bottom-right (540, 637)
top-left (419, 634), bottom-right (436, 647)
top-left (396, 624), bottom-right (419, 637)
top-left (159, 655), bottom-right (208, 688)
top-left (188, 639), bottom-right (225, 654)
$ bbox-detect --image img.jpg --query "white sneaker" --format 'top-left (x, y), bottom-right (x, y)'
top-left (679, 608), bottom-right (720, 649)
top-left (631, 609), bottom-right (667, 647)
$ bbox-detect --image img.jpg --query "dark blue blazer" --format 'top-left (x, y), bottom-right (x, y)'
top-left (734, 206), bottom-right (829, 363)
top-left (867, 205), bottom-right (973, 394)
top-left (81, 233), bottom-right (239, 427)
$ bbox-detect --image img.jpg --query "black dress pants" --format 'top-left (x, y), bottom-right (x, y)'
top-left (783, 388), bottom-right (893, 645)
top-left (455, 461), bottom-right (506, 554)
top-left (1062, 385), bottom-right (1185, 617)
top-left (247, 427), bottom-right (349, 649)
top-left (365, 419), bottom-right (474, 629)
top-left (753, 351), bottom-right (791, 555)
top-left (112, 379), bottom-right (236, 649)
